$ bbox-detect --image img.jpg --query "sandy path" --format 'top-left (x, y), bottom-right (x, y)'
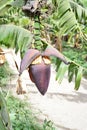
top-left (24, 69), bottom-right (87, 130)
top-left (5, 50), bottom-right (87, 130)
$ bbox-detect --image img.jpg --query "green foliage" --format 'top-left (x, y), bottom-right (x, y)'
top-left (54, 58), bottom-right (83, 90)
top-left (56, 62), bottom-right (68, 83)
top-left (75, 66), bottom-right (83, 90)
top-left (43, 119), bottom-right (56, 130)
top-left (34, 16), bottom-right (43, 50)
top-left (11, 0), bottom-right (24, 8)
top-left (80, 0), bottom-right (87, 8)
top-left (0, 0), bottom-right (12, 16)
top-left (0, 90), bottom-right (12, 130)
top-left (0, 62), bottom-right (13, 87)
top-left (68, 62), bottom-right (76, 82)
top-left (49, 0), bottom-right (78, 35)
top-left (70, 0), bottom-right (87, 24)
top-left (0, 25), bottom-right (33, 58)
top-left (63, 46), bottom-right (87, 69)
top-left (61, 45), bottom-right (86, 89)
top-left (6, 95), bottom-right (56, 130)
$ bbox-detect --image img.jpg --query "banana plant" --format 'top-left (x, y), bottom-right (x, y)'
top-left (0, 0), bottom-right (86, 90)
top-left (0, 0), bottom-right (86, 130)
top-left (0, 0), bottom-right (86, 91)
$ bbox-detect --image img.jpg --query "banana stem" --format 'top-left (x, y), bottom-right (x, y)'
top-left (34, 15), bottom-right (43, 51)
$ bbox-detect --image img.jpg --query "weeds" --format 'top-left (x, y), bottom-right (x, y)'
top-left (6, 95), bottom-right (56, 130)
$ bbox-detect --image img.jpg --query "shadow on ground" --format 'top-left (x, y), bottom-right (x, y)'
top-left (47, 91), bottom-right (87, 103)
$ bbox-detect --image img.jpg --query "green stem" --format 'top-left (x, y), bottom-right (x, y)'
top-left (34, 15), bottom-right (43, 51)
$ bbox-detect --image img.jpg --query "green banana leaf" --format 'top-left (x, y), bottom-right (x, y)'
top-left (0, 0), bottom-right (12, 8)
top-left (70, 0), bottom-right (87, 23)
top-left (11, 0), bottom-right (24, 8)
top-left (0, 5), bottom-right (11, 16)
top-left (68, 62), bottom-right (76, 82)
top-left (0, 90), bottom-right (12, 130)
top-left (0, 0), bottom-right (12, 16)
top-left (75, 66), bottom-right (83, 90)
top-left (0, 24), bottom-right (33, 58)
top-left (0, 115), bottom-right (8, 130)
top-left (51, 0), bottom-right (78, 35)
top-left (56, 62), bottom-right (68, 83)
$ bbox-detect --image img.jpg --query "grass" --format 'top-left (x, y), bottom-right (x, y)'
top-left (6, 94), bottom-right (56, 130)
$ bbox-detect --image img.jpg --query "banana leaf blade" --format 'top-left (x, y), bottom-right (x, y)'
top-left (56, 62), bottom-right (68, 83)
top-left (75, 67), bottom-right (83, 90)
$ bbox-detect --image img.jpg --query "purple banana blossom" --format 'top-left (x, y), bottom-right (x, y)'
top-left (20, 46), bottom-right (69, 95)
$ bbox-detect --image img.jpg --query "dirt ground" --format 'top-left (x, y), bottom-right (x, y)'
top-left (5, 50), bottom-right (87, 130)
